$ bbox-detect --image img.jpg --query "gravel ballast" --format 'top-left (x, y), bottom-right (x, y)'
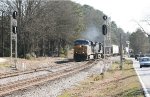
top-left (4, 60), bottom-right (111, 97)
top-left (0, 71), bottom-right (49, 85)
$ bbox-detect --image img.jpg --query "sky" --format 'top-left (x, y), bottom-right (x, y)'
top-left (71, 0), bottom-right (150, 33)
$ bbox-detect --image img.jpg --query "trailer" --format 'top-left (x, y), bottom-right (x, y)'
top-left (105, 45), bottom-right (119, 56)
top-left (111, 45), bottom-right (119, 55)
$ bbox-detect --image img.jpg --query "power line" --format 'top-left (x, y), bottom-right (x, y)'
top-left (134, 20), bottom-right (149, 36)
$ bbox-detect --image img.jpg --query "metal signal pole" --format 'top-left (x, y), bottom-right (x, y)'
top-left (102, 15), bottom-right (108, 59)
top-left (101, 15), bottom-right (108, 74)
top-left (10, 11), bottom-right (18, 68)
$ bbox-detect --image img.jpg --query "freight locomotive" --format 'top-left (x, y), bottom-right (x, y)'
top-left (73, 39), bottom-right (103, 61)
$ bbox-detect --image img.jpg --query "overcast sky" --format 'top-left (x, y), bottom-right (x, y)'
top-left (72, 0), bottom-right (150, 33)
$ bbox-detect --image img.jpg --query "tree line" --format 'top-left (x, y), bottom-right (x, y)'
top-left (129, 29), bottom-right (150, 54)
top-left (0, 0), bottom-right (129, 58)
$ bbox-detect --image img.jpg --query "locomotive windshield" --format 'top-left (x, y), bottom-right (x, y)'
top-left (74, 40), bottom-right (89, 45)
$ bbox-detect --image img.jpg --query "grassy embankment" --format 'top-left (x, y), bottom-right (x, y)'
top-left (59, 59), bottom-right (144, 97)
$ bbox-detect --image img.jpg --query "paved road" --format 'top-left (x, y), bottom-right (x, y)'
top-left (132, 58), bottom-right (150, 97)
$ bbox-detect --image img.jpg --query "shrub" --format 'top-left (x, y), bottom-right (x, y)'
top-left (25, 53), bottom-right (31, 60)
top-left (25, 52), bottom-right (36, 60)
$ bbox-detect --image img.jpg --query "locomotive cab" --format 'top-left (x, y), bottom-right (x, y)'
top-left (74, 39), bottom-right (93, 61)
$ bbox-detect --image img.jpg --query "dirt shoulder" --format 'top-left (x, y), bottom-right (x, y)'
top-left (59, 59), bottom-right (144, 97)
top-left (0, 57), bottom-right (67, 73)
top-left (0, 58), bottom-right (7, 63)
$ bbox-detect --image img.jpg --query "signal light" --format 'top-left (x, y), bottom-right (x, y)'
top-left (103, 15), bottom-right (107, 20)
top-left (11, 11), bottom-right (17, 34)
top-left (12, 26), bottom-right (17, 34)
top-left (102, 24), bottom-right (107, 35)
top-left (12, 11), bottom-right (17, 19)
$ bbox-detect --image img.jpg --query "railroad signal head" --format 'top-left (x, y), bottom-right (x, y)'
top-left (12, 26), bottom-right (17, 34)
top-left (12, 11), bottom-right (17, 19)
top-left (11, 11), bottom-right (17, 34)
top-left (102, 24), bottom-right (107, 35)
top-left (103, 15), bottom-right (107, 20)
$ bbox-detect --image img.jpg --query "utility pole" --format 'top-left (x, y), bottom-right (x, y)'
top-left (120, 32), bottom-right (123, 70)
top-left (1, 11), bottom-right (5, 57)
top-left (126, 41), bottom-right (130, 57)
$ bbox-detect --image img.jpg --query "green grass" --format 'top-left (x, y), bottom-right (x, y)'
top-left (59, 92), bottom-right (72, 97)
top-left (59, 59), bottom-right (144, 97)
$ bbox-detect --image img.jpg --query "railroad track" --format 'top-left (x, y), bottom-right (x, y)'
top-left (0, 59), bottom-right (85, 79)
top-left (0, 60), bottom-right (97, 96)
top-left (0, 63), bottom-right (68, 79)
top-left (0, 67), bottom-right (49, 79)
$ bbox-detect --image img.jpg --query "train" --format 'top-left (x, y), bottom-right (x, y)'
top-left (73, 39), bottom-right (103, 61)
top-left (73, 39), bottom-right (119, 61)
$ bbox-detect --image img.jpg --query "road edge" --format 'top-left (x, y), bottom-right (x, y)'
top-left (132, 59), bottom-right (150, 97)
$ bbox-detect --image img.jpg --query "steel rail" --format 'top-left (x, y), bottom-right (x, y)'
top-left (0, 64), bottom-right (66, 79)
top-left (0, 60), bottom-right (97, 96)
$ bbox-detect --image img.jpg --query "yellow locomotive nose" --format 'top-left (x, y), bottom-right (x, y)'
top-left (74, 45), bottom-right (87, 54)
top-left (74, 44), bottom-right (87, 61)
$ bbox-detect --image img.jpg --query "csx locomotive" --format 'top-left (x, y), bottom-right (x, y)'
top-left (73, 39), bottom-right (103, 61)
